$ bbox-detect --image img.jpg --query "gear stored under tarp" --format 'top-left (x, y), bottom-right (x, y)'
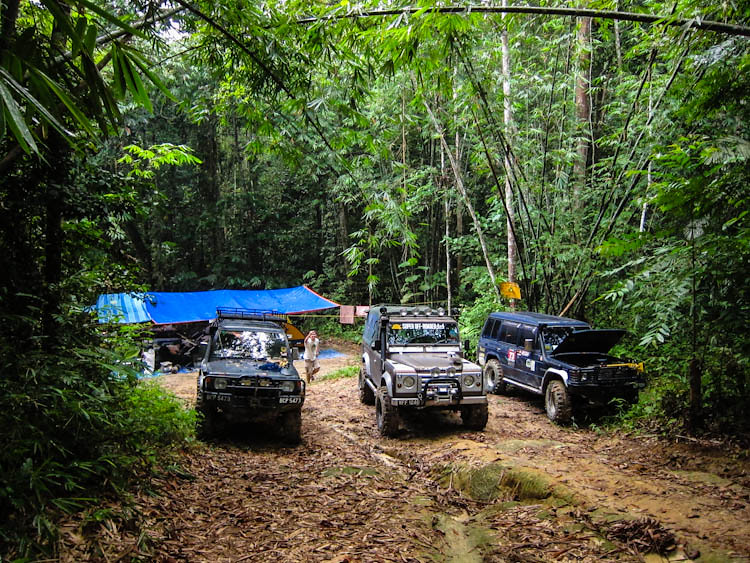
top-left (95, 286), bottom-right (339, 324)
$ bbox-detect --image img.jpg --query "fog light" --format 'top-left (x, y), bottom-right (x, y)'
top-left (259, 378), bottom-right (272, 387)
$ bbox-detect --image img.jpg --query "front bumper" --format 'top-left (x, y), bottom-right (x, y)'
top-left (392, 377), bottom-right (486, 408)
top-left (203, 390), bottom-right (304, 411)
top-left (566, 379), bottom-right (645, 401)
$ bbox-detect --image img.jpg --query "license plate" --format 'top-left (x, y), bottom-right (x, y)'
top-left (279, 396), bottom-right (302, 404)
top-left (399, 398), bottom-right (421, 406)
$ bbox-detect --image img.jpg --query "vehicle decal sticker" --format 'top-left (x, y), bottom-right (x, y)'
top-left (507, 349), bottom-right (516, 363)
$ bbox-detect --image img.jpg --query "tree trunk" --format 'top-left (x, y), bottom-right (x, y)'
top-left (501, 0), bottom-right (517, 308)
top-left (574, 15), bottom-right (592, 200)
top-left (613, 0), bottom-right (623, 69)
top-left (689, 358), bottom-right (702, 430)
top-left (423, 100), bottom-right (501, 302)
top-left (445, 194), bottom-right (452, 315)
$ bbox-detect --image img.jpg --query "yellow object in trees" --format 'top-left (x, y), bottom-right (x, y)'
top-left (500, 282), bottom-right (521, 300)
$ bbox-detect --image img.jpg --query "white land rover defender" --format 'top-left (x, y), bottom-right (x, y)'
top-left (359, 305), bottom-right (488, 437)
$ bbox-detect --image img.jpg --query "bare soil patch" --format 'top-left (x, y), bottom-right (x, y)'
top-left (57, 345), bottom-right (750, 562)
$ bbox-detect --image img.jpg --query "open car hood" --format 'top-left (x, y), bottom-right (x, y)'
top-left (550, 329), bottom-right (626, 355)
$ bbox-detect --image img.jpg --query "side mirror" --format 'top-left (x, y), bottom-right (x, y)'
top-left (463, 339), bottom-right (470, 352)
top-left (524, 338), bottom-right (534, 352)
top-left (372, 340), bottom-right (381, 351)
top-left (291, 347), bottom-right (300, 360)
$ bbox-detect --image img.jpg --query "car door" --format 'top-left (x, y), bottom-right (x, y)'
top-left (477, 318), bottom-right (498, 366)
top-left (498, 321), bottom-right (521, 383)
top-left (515, 324), bottom-right (543, 389)
top-left (363, 312), bottom-right (383, 385)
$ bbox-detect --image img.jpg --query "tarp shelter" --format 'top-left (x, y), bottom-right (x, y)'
top-left (96, 286), bottom-right (339, 324)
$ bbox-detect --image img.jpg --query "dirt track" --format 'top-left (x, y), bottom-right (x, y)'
top-left (60, 344), bottom-right (750, 562)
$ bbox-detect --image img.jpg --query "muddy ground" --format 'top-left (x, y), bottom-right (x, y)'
top-left (59, 342), bottom-right (749, 562)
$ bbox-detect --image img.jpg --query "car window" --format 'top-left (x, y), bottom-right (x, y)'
top-left (364, 312), bottom-right (381, 345)
top-left (387, 321), bottom-right (459, 345)
top-left (482, 319), bottom-right (497, 338)
top-left (490, 319), bottom-right (500, 339)
top-left (500, 322), bottom-right (519, 345)
top-left (541, 326), bottom-right (573, 353)
top-left (212, 329), bottom-right (285, 360)
top-left (519, 325), bottom-right (537, 349)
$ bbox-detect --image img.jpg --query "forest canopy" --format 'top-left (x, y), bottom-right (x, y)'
top-left (1, 0), bottom-right (748, 556)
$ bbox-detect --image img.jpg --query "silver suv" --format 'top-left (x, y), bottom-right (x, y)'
top-left (359, 305), bottom-right (488, 436)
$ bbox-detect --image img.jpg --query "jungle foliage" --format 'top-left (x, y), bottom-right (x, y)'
top-left (1, 0), bottom-right (749, 557)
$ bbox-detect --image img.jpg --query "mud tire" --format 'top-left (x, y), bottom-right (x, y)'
top-left (196, 403), bottom-right (218, 439)
top-left (461, 403), bottom-right (489, 430)
top-left (484, 359), bottom-right (509, 394)
top-left (196, 380), bottom-right (218, 439)
top-left (545, 380), bottom-right (572, 424)
top-left (359, 367), bottom-right (375, 405)
top-left (375, 386), bottom-right (400, 437)
top-left (279, 409), bottom-right (302, 444)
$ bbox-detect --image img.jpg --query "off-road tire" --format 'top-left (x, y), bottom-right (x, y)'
top-left (359, 367), bottom-right (375, 405)
top-left (195, 380), bottom-right (217, 439)
top-left (484, 359), bottom-right (509, 394)
top-left (279, 409), bottom-right (302, 444)
top-left (545, 380), bottom-right (572, 424)
top-left (375, 386), bottom-right (400, 437)
top-left (461, 403), bottom-right (489, 430)
top-left (196, 403), bottom-right (218, 440)
top-left (620, 389), bottom-right (639, 406)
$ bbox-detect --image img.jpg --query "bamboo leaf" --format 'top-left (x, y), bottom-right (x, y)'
top-left (123, 47), bottom-right (177, 102)
top-left (0, 80), bottom-right (37, 153)
top-left (74, 0), bottom-right (143, 38)
top-left (0, 68), bottom-right (71, 138)
top-left (29, 68), bottom-right (97, 139)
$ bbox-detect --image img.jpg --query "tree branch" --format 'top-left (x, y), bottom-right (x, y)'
top-left (297, 6), bottom-right (750, 38)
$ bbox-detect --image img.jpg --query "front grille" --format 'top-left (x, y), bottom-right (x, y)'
top-left (577, 367), bottom-right (639, 383)
top-left (231, 387), bottom-right (280, 398)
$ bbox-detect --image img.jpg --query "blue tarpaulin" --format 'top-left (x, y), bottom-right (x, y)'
top-left (96, 286), bottom-right (339, 324)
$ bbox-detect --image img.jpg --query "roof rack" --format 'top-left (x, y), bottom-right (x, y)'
top-left (216, 307), bottom-right (286, 322)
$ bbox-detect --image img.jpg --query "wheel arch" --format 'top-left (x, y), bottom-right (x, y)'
top-left (485, 352), bottom-right (501, 364)
top-left (542, 368), bottom-right (568, 393)
top-left (380, 371), bottom-right (394, 395)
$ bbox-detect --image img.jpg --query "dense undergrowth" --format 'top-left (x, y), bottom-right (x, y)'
top-left (0, 305), bottom-right (196, 560)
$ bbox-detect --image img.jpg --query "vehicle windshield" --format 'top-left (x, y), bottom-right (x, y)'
top-left (211, 329), bottom-right (286, 361)
top-left (387, 321), bottom-right (459, 345)
top-left (541, 326), bottom-right (577, 353)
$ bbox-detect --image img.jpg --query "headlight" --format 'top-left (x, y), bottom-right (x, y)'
top-left (463, 374), bottom-right (476, 387)
top-left (402, 376), bottom-right (416, 388)
top-left (281, 381), bottom-right (295, 392)
top-left (214, 378), bottom-right (228, 390)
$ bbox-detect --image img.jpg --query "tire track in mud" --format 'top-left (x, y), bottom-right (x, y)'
top-left (313, 378), bottom-right (750, 562)
top-left (106, 356), bottom-right (750, 563)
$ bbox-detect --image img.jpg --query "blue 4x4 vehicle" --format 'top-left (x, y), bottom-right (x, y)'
top-left (477, 312), bottom-right (645, 423)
